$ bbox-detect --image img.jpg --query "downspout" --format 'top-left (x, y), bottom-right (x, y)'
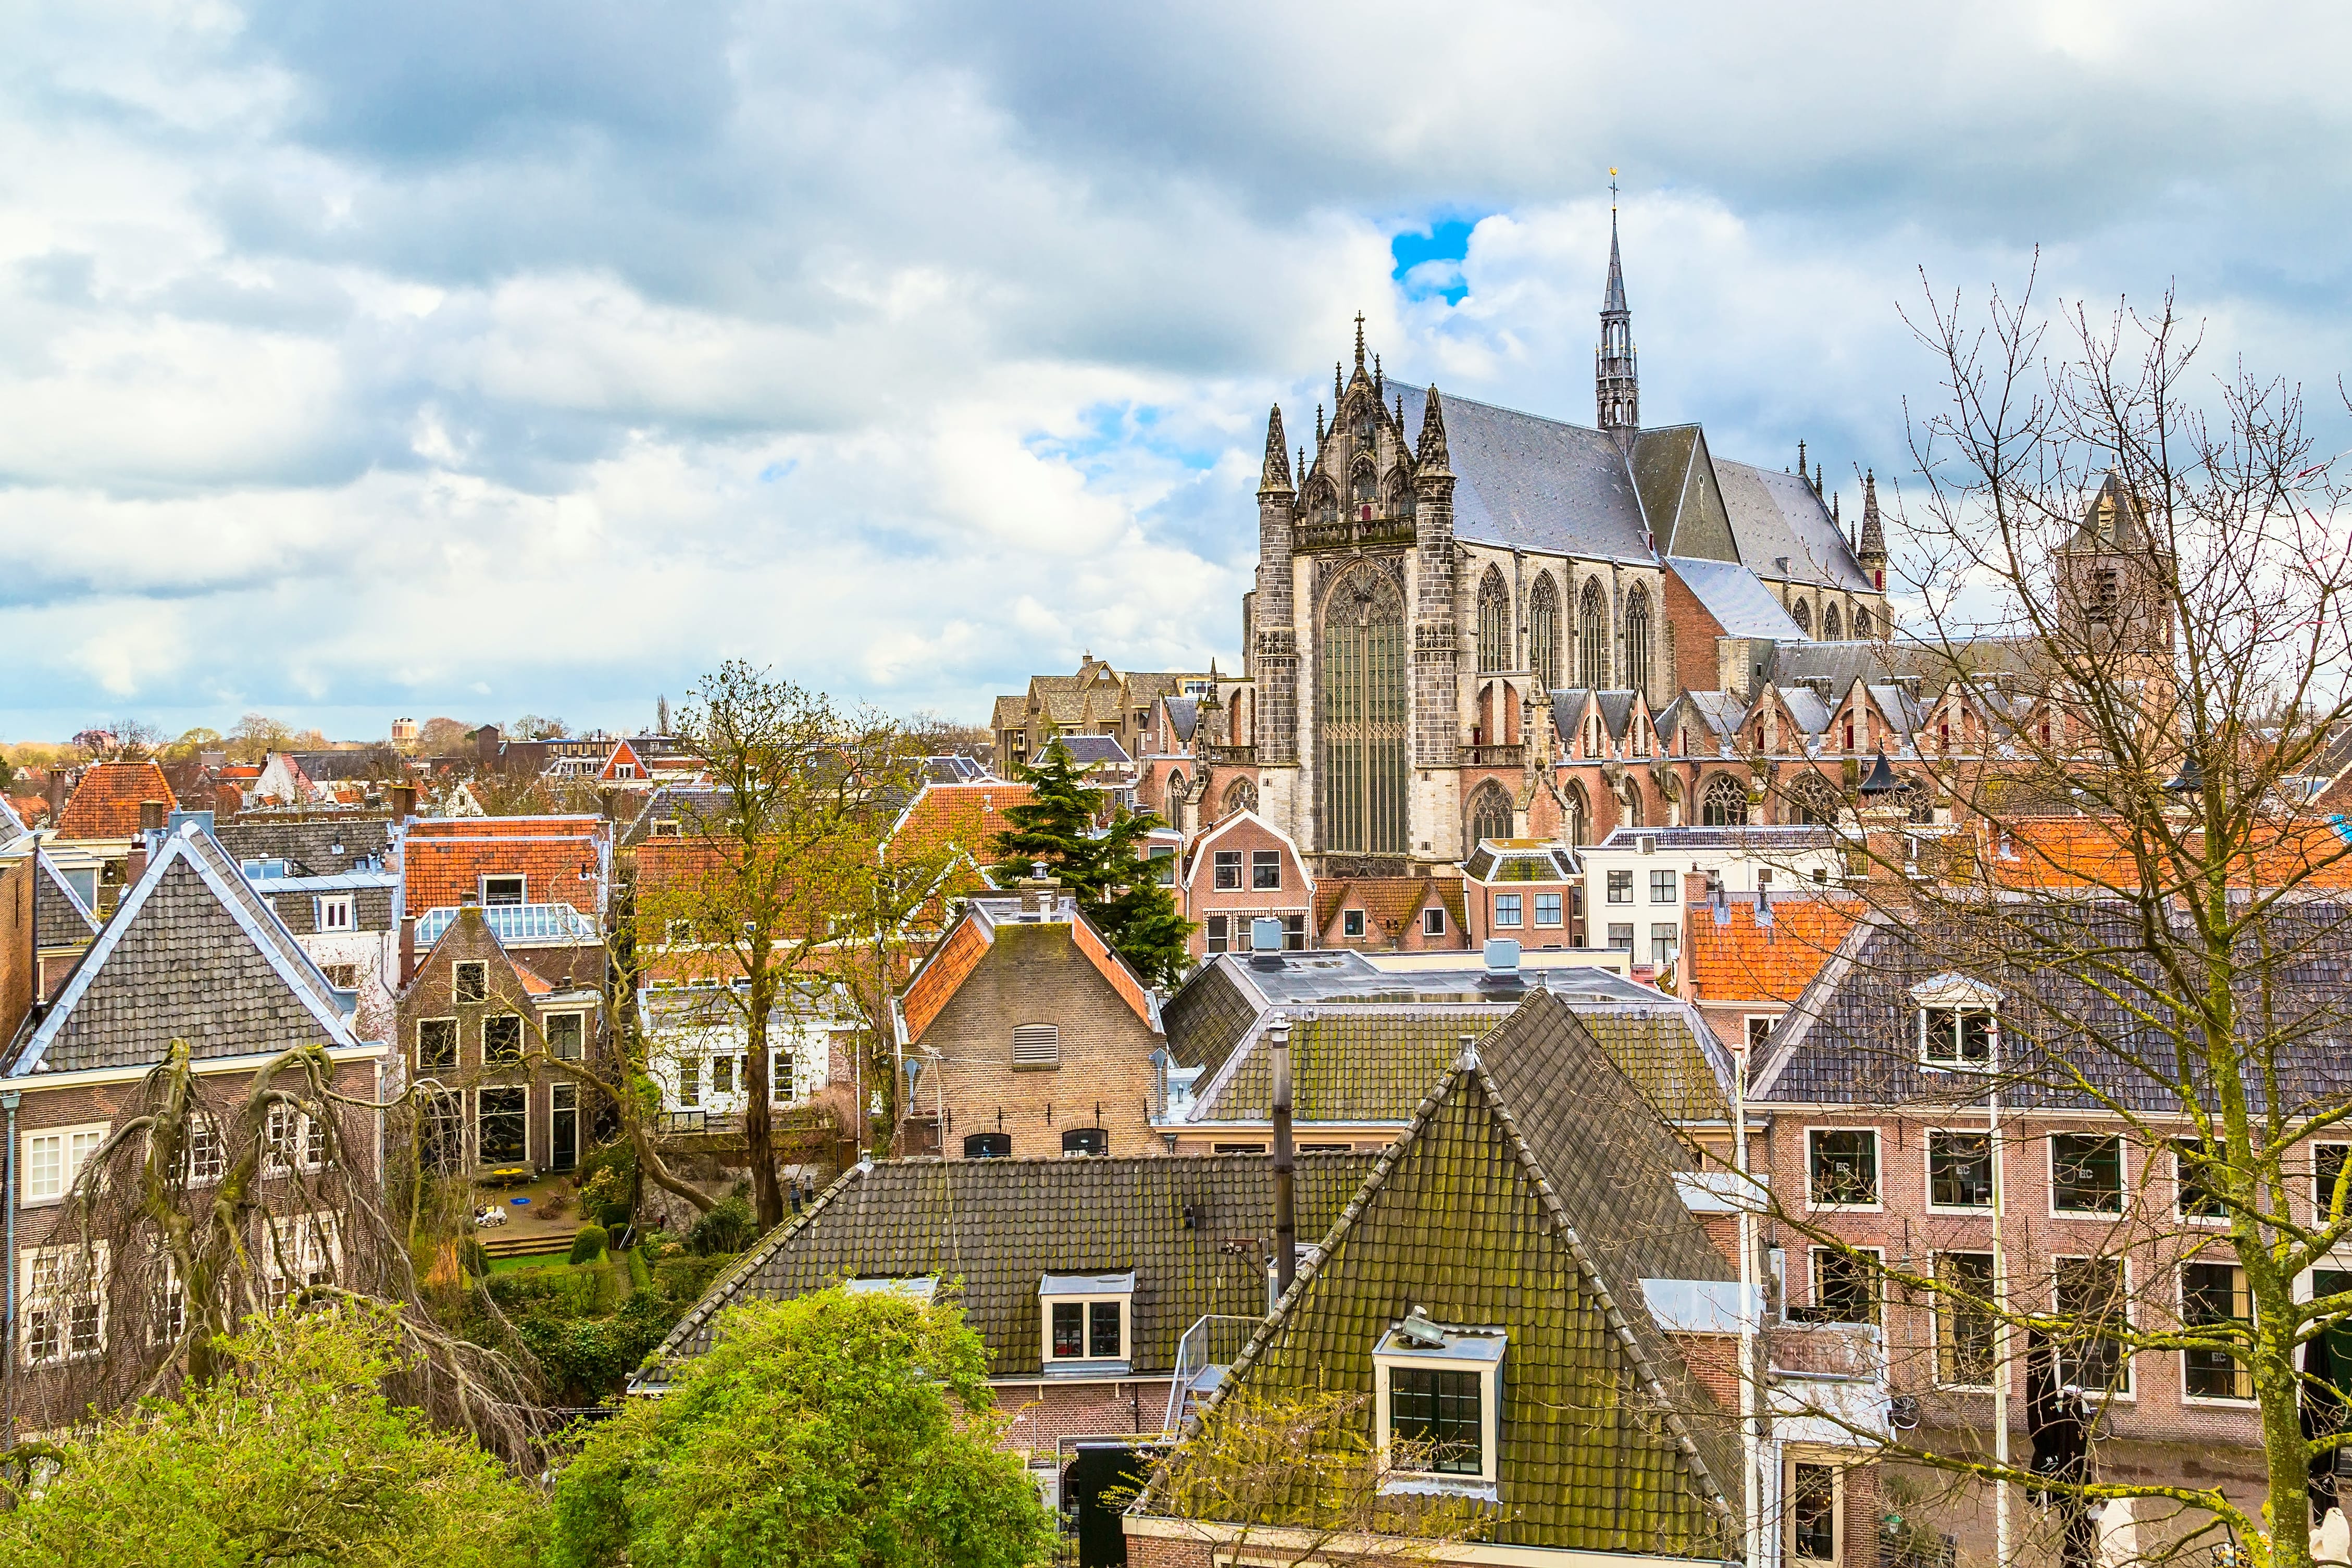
top-left (1270, 1013), bottom-right (1295, 1298)
top-left (4, 1088), bottom-right (17, 1443)
top-left (1989, 1028), bottom-right (2011, 1568)
top-left (1736, 1046), bottom-right (1760, 1568)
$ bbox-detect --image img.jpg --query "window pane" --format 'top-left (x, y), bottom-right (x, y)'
top-left (547, 1014), bottom-right (583, 1061)
top-left (1935, 1252), bottom-right (1997, 1385)
top-left (483, 1015), bottom-right (523, 1064)
top-left (1928, 1129), bottom-right (1994, 1209)
top-left (1809, 1130), bottom-right (1879, 1205)
top-left (1651, 869), bottom-right (1676, 902)
top-left (2182, 1262), bottom-right (2253, 1399)
top-left (2051, 1135), bottom-right (2123, 1213)
top-left (2320, 1145), bottom-right (2352, 1218)
top-left (1790, 1464), bottom-right (1837, 1564)
top-left (1051, 1301), bottom-right (1084, 1358)
top-left (2052, 1256), bottom-right (2130, 1393)
top-left (1251, 852), bottom-right (1281, 890)
top-left (1536, 893), bottom-right (1563, 926)
top-left (1089, 1301), bottom-right (1122, 1358)
top-left (2174, 1140), bottom-right (2226, 1219)
top-left (418, 1018), bottom-right (458, 1072)
top-left (1389, 1366), bottom-right (1482, 1475)
top-left (478, 1087), bottom-right (527, 1165)
top-left (1812, 1248), bottom-right (1878, 1323)
top-left (1495, 894), bottom-right (1522, 927)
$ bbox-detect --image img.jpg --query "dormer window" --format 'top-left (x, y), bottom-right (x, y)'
top-left (1039, 1271), bottom-right (1133, 1374)
top-left (1912, 975), bottom-right (2002, 1068)
top-left (1374, 1312), bottom-right (1504, 1493)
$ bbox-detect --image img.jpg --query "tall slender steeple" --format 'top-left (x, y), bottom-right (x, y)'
top-left (1857, 468), bottom-right (1887, 590)
top-left (1595, 169), bottom-right (1639, 435)
top-left (1259, 404), bottom-right (1292, 494)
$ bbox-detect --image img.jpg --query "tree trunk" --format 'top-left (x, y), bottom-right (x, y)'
top-left (744, 960), bottom-right (782, 1230)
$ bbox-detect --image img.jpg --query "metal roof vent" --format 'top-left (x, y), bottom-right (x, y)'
top-left (1482, 938), bottom-right (1520, 979)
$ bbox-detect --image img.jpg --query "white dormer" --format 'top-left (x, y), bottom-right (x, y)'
top-left (1910, 973), bottom-right (2002, 1068)
top-left (1039, 1270), bottom-right (1134, 1375)
top-left (1372, 1310), bottom-right (1505, 1496)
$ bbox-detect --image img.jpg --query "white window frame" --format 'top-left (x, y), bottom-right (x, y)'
top-left (453, 961), bottom-right (489, 1004)
top-left (2051, 1253), bottom-right (2135, 1399)
top-left (1041, 1292), bottom-right (1131, 1366)
top-left (314, 893), bottom-right (355, 932)
top-left (1212, 850), bottom-right (1242, 891)
top-left (263, 1104), bottom-right (326, 1175)
top-left (1784, 1455), bottom-right (1845, 1568)
top-left (1492, 893), bottom-right (1523, 929)
top-left (1250, 850), bottom-right (1283, 891)
top-left (1807, 1245), bottom-right (1883, 1324)
top-left (1804, 1125), bottom-right (1883, 1213)
top-left (546, 1010), bottom-right (586, 1062)
top-left (1606, 869), bottom-right (1634, 904)
top-left (480, 874), bottom-right (526, 906)
top-left (182, 1112), bottom-right (226, 1187)
top-left (2317, 1142), bottom-right (2352, 1225)
top-left (1911, 973), bottom-right (2003, 1070)
top-left (1924, 1126), bottom-right (1997, 1214)
top-left (416, 1016), bottom-right (459, 1074)
top-left (1373, 1327), bottom-right (1504, 1488)
top-left (20, 1241), bottom-right (109, 1366)
top-left (2049, 1131), bottom-right (2126, 1217)
top-left (1649, 868), bottom-right (1677, 903)
top-left (1745, 1014), bottom-right (1775, 1054)
top-left (476, 1084), bottom-right (530, 1166)
top-left (2173, 1138), bottom-right (2229, 1226)
top-left (23, 1122), bottom-right (110, 1206)
top-left (1342, 909), bottom-right (1366, 938)
top-left (262, 1212), bottom-right (343, 1314)
top-left (1929, 1249), bottom-right (1999, 1391)
top-left (150, 1254), bottom-right (186, 1346)
top-left (481, 1012), bottom-right (526, 1066)
top-left (1535, 892), bottom-right (1564, 928)
top-left (1422, 907), bottom-right (1445, 937)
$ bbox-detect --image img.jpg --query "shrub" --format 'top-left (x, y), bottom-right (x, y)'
top-left (653, 1251), bottom-right (737, 1310)
top-left (579, 1166), bottom-right (631, 1231)
top-left (687, 1196), bottom-right (756, 1256)
top-left (568, 1224), bottom-right (609, 1266)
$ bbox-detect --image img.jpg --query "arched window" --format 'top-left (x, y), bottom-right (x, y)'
top-left (1384, 468), bottom-right (1413, 517)
top-left (1318, 564), bottom-right (1408, 855)
top-left (1623, 584), bottom-right (1653, 695)
top-left (1527, 574), bottom-right (1561, 690)
top-left (1700, 773), bottom-right (1750, 828)
top-left (1352, 459), bottom-right (1377, 507)
top-left (1620, 782), bottom-right (1645, 829)
top-left (1822, 602), bottom-right (1843, 641)
top-left (1577, 578), bottom-right (1610, 689)
top-left (1787, 771), bottom-right (1841, 826)
top-left (1467, 784), bottom-right (1513, 846)
top-left (1476, 568), bottom-right (1511, 673)
top-left (1565, 782), bottom-right (1590, 847)
top-left (1855, 606), bottom-right (1873, 638)
top-left (1308, 480), bottom-right (1337, 527)
top-left (1165, 771), bottom-right (1186, 831)
top-left (1222, 778), bottom-right (1258, 818)
top-left (1790, 599), bottom-right (1813, 637)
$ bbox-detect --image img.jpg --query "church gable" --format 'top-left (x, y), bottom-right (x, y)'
top-left (1634, 426), bottom-right (1739, 564)
top-left (1203, 1062), bottom-right (1733, 1554)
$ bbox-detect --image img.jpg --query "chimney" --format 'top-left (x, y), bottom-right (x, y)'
top-left (138, 799), bottom-right (167, 833)
top-left (1017, 863), bottom-right (1060, 917)
top-left (1269, 1011), bottom-right (1296, 1298)
top-left (399, 915), bottom-right (417, 988)
top-left (1684, 869), bottom-right (1712, 903)
top-left (389, 783), bottom-right (417, 820)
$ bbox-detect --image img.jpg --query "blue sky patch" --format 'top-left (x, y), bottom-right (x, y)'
top-left (1391, 217), bottom-right (1481, 305)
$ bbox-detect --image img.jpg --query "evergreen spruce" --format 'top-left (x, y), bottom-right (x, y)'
top-left (989, 736), bottom-right (1194, 987)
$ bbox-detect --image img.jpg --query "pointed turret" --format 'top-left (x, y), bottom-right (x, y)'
top-left (1416, 383), bottom-right (1451, 472)
top-left (1354, 312), bottom-right (1366, 373)
top-left (1595, 184), bottom-right (1639, 435)
top-left (1259, 404), bottom-right (1293, 496)
top-left (1858, 469), bottom-right (1887, 590)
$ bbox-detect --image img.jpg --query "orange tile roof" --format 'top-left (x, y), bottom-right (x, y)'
top-left (1683, 895), bottom-right (1864, 1005)
top-left (899, 913), bottom-right (990, 1043)
top-left (887, 782), bottom-right (1034, 864)
top-left (402, 815), bottom-right (609, 916)
top-left (1314, 876), bottom-right (1461, 938)
top-left (1993, 816), bottom-right (2352, 892)
top-left (55, 761), bottom-right (176, 839)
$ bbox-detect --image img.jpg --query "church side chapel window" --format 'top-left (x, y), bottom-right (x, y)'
top-left (1577, 579), bottom-right (1610, 688)
top-left (1701, 774), bottom-right (1750, 828)
top-left (1352, 458), bottom-right (1377, 509)
top-left (1791, 599), bottom-right (1813, 637)
top-left (1319, 566), bottom-right (1409, 856)
top-left (1565, 783), bottom-right (1589, 848)
top-left (1309, 480), bottom-right (1337, 528)
top-left (1527, 575), bottom-right (1561, 690)
top-left (1469, 787), bottom-right (1512, 846)
top-left (1384, 468), bottom-right (1412, 517)
top-left (1476, 569), bottom-right (1510, 673)
top-left (1824, 602), bottom-right (1843, 640)
top-left (1623, 585), bottom-right (1653, 694)
top-left (1856, 606), bottom-right (1873, 637)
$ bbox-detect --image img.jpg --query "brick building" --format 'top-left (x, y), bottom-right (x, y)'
top-left (890, 881), bottom-right (1162, 1160)
top-left (53, 759), bottom-right (176, 842)
top-left (1177, 810), bottom-right (1312, 959)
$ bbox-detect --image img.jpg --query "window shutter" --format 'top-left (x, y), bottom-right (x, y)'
top-left (1012, 1024), bottom-right (1060, 1068)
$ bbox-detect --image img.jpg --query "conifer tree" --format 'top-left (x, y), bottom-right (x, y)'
top-left (990, 736), bottom-right (1194, 987)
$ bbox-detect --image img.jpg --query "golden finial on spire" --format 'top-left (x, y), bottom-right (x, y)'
top-left (1609, 167), bottom-right (1619, 210)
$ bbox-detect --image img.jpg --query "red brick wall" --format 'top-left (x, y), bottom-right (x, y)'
top-left (997, 1376), bottom-right (1169, 1462)
top-left (1184, 817), bottom-right (1309, 960)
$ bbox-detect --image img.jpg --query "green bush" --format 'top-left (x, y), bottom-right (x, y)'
top-left (653, 1251), bottom-right (738, 1310)
top-left (687, 1196), bottom-right (756, 1255)
top-left (568, 1224), bottom-right (609, 1266)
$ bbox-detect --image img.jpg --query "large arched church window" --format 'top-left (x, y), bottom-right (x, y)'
top-left (1855, 606), bottom-right (1874, 638)
top-left (1467, 783), bottom-right (1513, 846)
top-left (1527, 574), bottom-right (1561, 690)
top-left (1577, 578), bottom-right (1610, 689)
top-left (1352, 459), bottom-right (1377, 507)
top-left (1318, 565), bottom-right (1408, 855)
top-left (1564, 781), bottom-right (1590, 847)
top-left (1383, 468), bottom-right (1412, 517)
top-left (1623, 584), bottom-right (1653, 695)
top-left (1476, 568), bottom-right (1510, 673)
top-left (1786, 771), bottom-right (1841, 826)
top-left (1308, 480), bottom-right (1337, 527)
top-left (1222, 778), bottom-right (1258, 818)
top-left (1700, 773), bottom-right (1750, 828)
top-left (1790, 598), bottom-right (1813, 637)
top-left (1822, 602), bottom-right (1843, 641)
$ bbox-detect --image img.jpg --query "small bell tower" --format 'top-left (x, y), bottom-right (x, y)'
top-left (1595, 169), bottom-right (1639, 437)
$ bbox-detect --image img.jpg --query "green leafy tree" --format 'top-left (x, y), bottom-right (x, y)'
top-left (550, 1286), bottom-right (1053, 1568)
top-left (989, 737), bottom-right (1193, 986)
top-left (0, 1302), bottom-right (542, 1568)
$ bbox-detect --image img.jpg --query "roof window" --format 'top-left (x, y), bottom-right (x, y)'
top-left (1374, 1311), bottom-right (1504, 1495)
top-left (1039, 1271), bottom-right (1134, 1375)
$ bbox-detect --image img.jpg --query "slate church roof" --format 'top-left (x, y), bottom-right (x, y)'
top-left (634, 1151), bottom-right (1379, 1387)
top-left (5, 820), bottom-right (366, 1077)
top-left (1156, 990), bottom-right (1740, 1552)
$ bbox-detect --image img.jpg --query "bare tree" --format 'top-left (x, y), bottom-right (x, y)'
top-left (1737, 269), bottom-right (2352, 1568)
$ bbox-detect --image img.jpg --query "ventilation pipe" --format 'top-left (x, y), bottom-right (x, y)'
top-left (1270, 1011), bottom-right (1296, 1298)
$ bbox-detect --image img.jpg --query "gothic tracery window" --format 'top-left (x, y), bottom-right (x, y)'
top-left (1476, 568), bottom-right (1511, 674)
top-left (1565, 781), bottom-right (1590, 847)
top-left (1790, 598), bottom-right (1813, 637)
top-left (1577, 578), bottom-right (1610, 689)
top-left (1701, 773), bottom-right (1751, 828)
top-left (1528, 574), bottom-right (1561, 690)
top-left (1468, 784), bottom-right (1513, 846)
top-left (1384, 468), bottom-right (1412, 517)
top-left (1823, 602), bottom-right (1843, 641)
top-left (1308, 480), bottom-right (1337, 527)
top-left (1787, 771), bottom-right (1841, 826)
top-left (1855, 606), bottom-right (1873, 638)
top-left (1352, 459), bottom-right (1377, 507)
top-left (1623, 584), bottom-right (1653, 695)
top-left (1222, 778), bottom-right (1258, 818)
top-left (1318, 565), bottom-right (1408, 855)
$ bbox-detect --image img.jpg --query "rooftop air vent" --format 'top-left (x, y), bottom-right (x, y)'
top-left (1482, 938), bottom-right (1520, 979)
top-left (1248, 916), bottom-right (1286, 969)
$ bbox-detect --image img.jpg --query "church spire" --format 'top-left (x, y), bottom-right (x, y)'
top-left (1259, 404), bottom-right (1293, 495)
top-left (1354, 312), bottom-right (1367, 374)
top-left (1595, 169), bottom-right (1639, 435)
top-left (1858, 468), bottom-right (1887, 590)
top-left (1416, 383), bottom-right (1451, 471)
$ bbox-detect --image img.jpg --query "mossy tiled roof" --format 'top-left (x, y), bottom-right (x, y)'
top-left (1193, 1011), bottom-right (1511, 1123)
top-left (640, 1151), bottom-right (1379, 1384)
top-left (1164, 992), bottom-right (1740, 1553)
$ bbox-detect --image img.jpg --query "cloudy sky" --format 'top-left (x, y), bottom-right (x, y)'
top-left (3, 1), bottom-right (2346, 743)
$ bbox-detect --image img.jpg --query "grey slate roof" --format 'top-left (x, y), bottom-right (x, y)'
top-left (0, 797), bottom-right (24, 845)
top-left (1162, 697), bottom-right (1200, 744)
top-left (214, 815), bottom-right (395, 877)
top-left (1053, 734), bottom-right (1132, 768)
top-left (33, 852), bottom-right (101, 942)
top-left (282, 750), bottom-right (394, 783)
top-left (1778, 686), bottom-right (1833, 737)
top-left (638, 1151), bottom-right (1380, 1385)
top-left (1393, 388), bottom-right (1657, 563)
top-left (1597, 825), bottom-right (1836, 853)
top-left (1669, 556), bottom-right (1806, 639)
top-left (1713, 459), bottom-right (1875, 593)
top-left (1659, 690), bottom-right (1747, 754)
top-left (1753, 904), bottom-right (2352, 1115)
top-left (6, 822), bottom-right (365, 1076)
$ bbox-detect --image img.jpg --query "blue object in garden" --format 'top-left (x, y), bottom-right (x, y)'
top-left (510, 1196), bottom-right (530, 1205)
